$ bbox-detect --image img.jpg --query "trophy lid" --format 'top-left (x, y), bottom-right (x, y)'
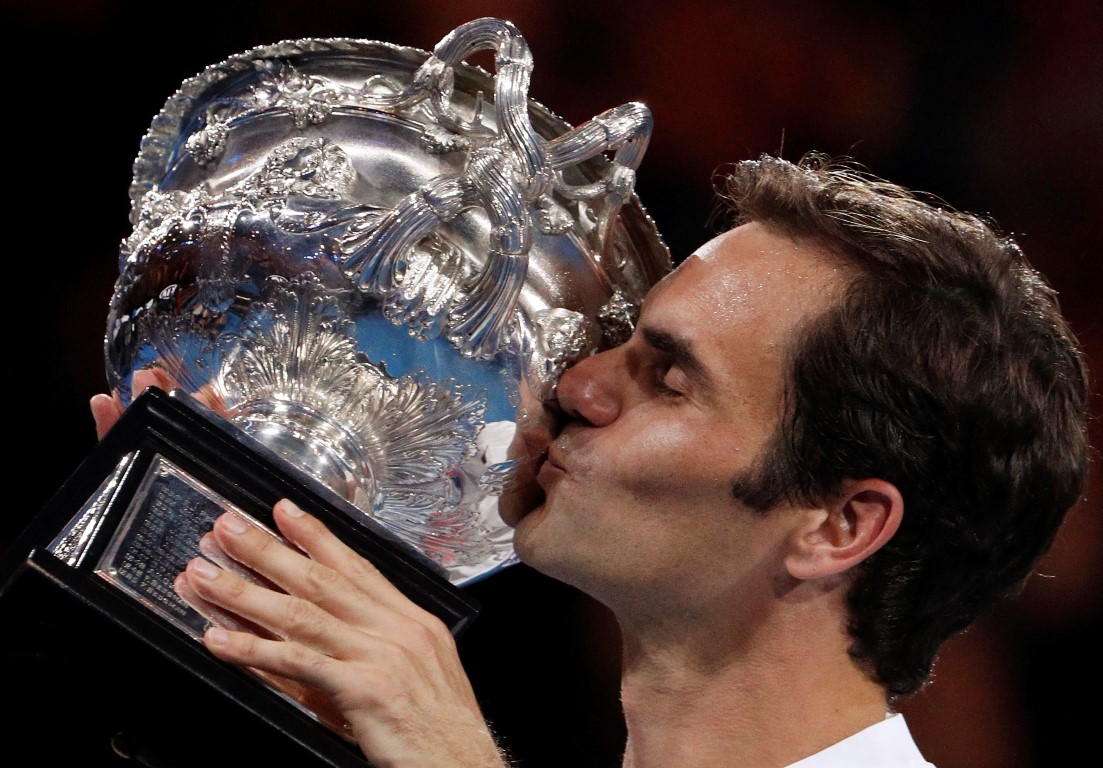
top-left (106, 17), bottom-right (672, 584)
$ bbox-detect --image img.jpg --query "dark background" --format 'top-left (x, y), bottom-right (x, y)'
top-left (5, 1), bottom-right (1101, 766)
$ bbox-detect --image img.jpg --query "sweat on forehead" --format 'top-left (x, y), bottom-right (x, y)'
top-left (638, 224), bottom-right (851, 364)
top-left (667, 224), bottom-right (849, 294)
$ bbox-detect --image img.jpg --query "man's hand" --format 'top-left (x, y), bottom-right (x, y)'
top-left (90, 393), bottom-right (123, 441)
top-left (176, 500), bottom-right (509, 768)
top-left (90, 368), bottom-right (180, 440)
top-left (90, 368), bottom-right (226, 440)
top-left (92, 367), bottom-right (511, 766)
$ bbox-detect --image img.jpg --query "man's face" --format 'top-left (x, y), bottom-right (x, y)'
top-left (500, 222), bottom-right (847, 618)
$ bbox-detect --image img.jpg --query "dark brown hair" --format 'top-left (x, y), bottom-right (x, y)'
top-left (718, 152), bottom-right (1090, 697)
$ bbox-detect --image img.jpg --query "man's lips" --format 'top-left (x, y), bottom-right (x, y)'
top-left (546, 446), bottom-right (567, 472)
top-left (537, 444), bottom-right (568, 484)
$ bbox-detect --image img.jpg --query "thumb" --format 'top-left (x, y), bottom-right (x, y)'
top-left (90, 393), bottom-right (123, 440)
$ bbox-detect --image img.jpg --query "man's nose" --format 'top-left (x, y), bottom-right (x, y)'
top-left (554, 348), bottom-right (621, 427)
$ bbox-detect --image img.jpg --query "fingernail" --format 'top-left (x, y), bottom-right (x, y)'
top-left (221, 514), bottom-right (248, 535)
top-left (191, 558), bottom-right (220, 580)
top-left (206, 626), bottom-right (229, 645)
top-left (280, 499), bottom-right (305, 517)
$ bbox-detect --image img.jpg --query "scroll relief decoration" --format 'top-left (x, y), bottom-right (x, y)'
top-left (126, 18), bottom-right (654, 364)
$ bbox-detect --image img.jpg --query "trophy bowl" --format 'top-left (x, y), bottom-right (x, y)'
top-left (104, 17), bottom-right (672, 586)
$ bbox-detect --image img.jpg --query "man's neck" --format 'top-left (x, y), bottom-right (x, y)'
top-left (615, 590), bottom-right (889, 768)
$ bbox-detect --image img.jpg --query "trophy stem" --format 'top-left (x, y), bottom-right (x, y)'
top-left (230, 398), bottom-right (382, 514)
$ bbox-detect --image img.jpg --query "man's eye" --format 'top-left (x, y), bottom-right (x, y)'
top-left (653, 366), bottom-right (684, 397)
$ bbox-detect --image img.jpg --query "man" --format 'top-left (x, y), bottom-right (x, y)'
top-left (91, 152), bottom-right (1091, 767)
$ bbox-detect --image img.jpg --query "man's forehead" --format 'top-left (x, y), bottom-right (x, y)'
top-left (643, 226), bottom-right (761, 308)
top-left (654, 233), bottom-right (727, 286)
top-left (649, 224), bottom-right (761, 295)
top-left (645, 242), bottom-right (716, 299)
top-left (656, 223), bottom-right (845, 292)
top-left (684, 230), bottom-right (736, 261)
top-left (638, 223), bottom-right (848, 347)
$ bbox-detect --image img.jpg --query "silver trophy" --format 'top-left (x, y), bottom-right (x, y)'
top-left (0, 17), bottom-right (669, 764)
top-left (97, 16), bottom-right (669, 587)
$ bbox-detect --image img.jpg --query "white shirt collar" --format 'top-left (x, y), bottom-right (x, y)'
top-left (786, 713), bottom-right (935, 768)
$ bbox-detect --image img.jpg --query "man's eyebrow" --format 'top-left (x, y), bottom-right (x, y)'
top-left (641, 326), bottom-right (713, 386)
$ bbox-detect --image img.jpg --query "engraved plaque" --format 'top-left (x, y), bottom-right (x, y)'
top-left (94, 455), bottom-right (279, 640)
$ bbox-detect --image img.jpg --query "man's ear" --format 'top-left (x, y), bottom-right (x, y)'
top-left (785, 479), bottom-right (903, 580)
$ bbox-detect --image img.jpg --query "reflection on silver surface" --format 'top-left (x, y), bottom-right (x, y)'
top-left (105, 17), bottom-right (671, 584)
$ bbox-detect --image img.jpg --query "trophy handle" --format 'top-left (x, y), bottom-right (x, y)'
top-left (337, 17), bottom-right (655, 359)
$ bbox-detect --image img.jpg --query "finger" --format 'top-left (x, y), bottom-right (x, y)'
top-left (268, 500), bottom-right (440, 623)
top-left (199, 622), bottom-right (347, 695)
top-left (182, 555), bottom-right (369, 660)
top-left (198, 513), bottom-right (449, 664)
top-left (199, 524), bottom-right (284, 592)
top-left (90, 394), bottom-right (123, 440)
top-left (173, 569), bottom-right (275, 639)
top-left (132, 366), bottom-right (176, 396)
top-left (194, 381), bottom-right (228, 414)
top-left (197, 618), bottom-right (451, 737)
top-left (206, 511), bottom-right (337, 604)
